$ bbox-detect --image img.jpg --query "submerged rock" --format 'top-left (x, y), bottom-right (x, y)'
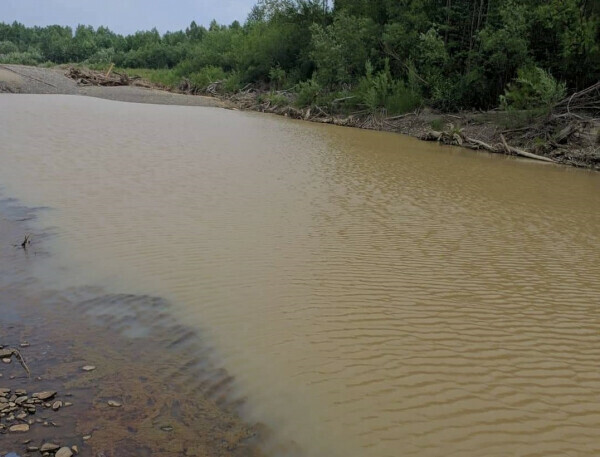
top-left (40, 443), bottom-right (60, 452)
top-left (33, 391), bottom-right (56, 401)
top-left (55, 447), bottom-right (73, 457)
top-left (9, 423), bottom-right (29, 432)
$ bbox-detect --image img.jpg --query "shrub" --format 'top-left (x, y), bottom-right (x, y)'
top-left (85, 47), bottom-right (115, 65)
top-left (430, 76), bottom-right (466, 112)
top-left (0, 41), bottom-right (19, 55)
top-left (188, 66), bottom-right (227, 92)
top-left (264, 92), bottom-right (289, 107)
top-left (223, 71), bottom-right (242, 93)
top-left (269, 66), bottom-right (286, 89)
top-left (356, 61), bottom-right (422, 115)
top-left (294, 77), bottom-right (322, 107)
top-left (0, 51), bottom-right (43, 65)
top-left (500, 66), bottom-right (566, 111)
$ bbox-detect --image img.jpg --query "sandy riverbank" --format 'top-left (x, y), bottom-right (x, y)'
top-left (0, 199), bottom-right (265, 457)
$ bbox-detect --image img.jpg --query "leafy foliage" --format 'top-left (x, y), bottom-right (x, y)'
top-left (500, 66), bottom-right (567, 111)
top-left (0, 0), bottom-right (597, 111)
top-left (357, 61), bottom-right (422, 115)
top-left (294, 77), bottom-right (322, 107)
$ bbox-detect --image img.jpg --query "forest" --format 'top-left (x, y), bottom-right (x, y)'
top-left (1, 0), bottom-right (599, 114)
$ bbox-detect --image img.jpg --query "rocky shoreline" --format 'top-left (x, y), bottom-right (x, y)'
top-left (0, 199), bottom-right (266, 457)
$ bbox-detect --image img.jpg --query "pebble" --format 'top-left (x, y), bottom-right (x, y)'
top-left (56, 447), bottom-right (73, 457)
top-left (33, 391), bottom-right (56, 401)
top-left (40, 443), bottom-right (60, 452)
top-left (52, 400), bottom-right (63, 411)
top-left (107, 400), bottom-right (122, 407)
top-left (82, 435), bottom-right (91, 441)
top-left (2, 358), bottom-right (11, 364)
top-left (71, 445), bottom-right (79, 454)
top-left (82, 365), bottom-right (96, 372)
top-left (9, 423), bottom-right (29, 432)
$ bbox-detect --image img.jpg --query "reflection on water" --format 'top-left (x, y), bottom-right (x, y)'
top-left (1, 94), bottom-right (600, 457)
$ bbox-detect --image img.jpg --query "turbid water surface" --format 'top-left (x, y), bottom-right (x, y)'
top-left (1, 95), bottom-right (600, 457)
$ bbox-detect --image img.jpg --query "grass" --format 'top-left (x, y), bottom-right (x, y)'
top-left (118, 68), bottom-right (180, 89)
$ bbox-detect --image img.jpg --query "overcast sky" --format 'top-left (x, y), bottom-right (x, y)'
top-left (3, 0), bottom-right (258, 35)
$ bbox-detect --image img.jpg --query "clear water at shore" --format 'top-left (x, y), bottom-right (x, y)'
top-left (1, 94), bottom-right (600, 457)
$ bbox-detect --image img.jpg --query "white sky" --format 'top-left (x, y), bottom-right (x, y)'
top-left (2, 0), bottom-right (258, 34)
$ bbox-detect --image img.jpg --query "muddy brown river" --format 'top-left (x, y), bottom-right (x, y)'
top-left (1, 94), bottom-right (600, 457)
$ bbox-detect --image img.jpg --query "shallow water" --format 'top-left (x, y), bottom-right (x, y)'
top-left (1, 94), bottom-right (600, 457)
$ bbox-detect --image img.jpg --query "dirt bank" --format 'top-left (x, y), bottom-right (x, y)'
top-left (0, 198), bottom-right (266, 457)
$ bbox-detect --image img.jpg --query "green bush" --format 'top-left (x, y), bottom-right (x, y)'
top-left (269, 66), bottom-right (286, 89)
top-left (294, 78), bottom-right (322, 107)
top-left (500, 66), bottom-right (566, 110)
top-left (263, 92), bottom-right (289, 107)
top-left (0, 40), bottom-right (19, 55)
top-left (356, 61), bottom-right (422, 115)
top-left (430, 76), bottom-right (467, 112)
top-left (223, 71), bottom-right (242, 93)
top-left (0, 51), bottom-right (43, 65)
top-left (188, 66), bottom-right (227, 91)
top-left (85, 47), bottom-right (115, 65)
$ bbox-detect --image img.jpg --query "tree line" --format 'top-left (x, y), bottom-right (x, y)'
top-left (1, 0), bottom-right (598, 113)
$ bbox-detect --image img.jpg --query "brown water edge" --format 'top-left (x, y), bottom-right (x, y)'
top-left (0, 199), bottom-right (267, 457)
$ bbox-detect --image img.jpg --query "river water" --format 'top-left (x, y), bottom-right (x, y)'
top-left (1, 95), bottom-right (600, 457)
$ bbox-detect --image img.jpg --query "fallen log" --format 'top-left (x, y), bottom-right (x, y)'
top-left (500, 134), bottom-right (555, 163)
top-left (420, 128), bottom-right (556, 163)
top-left (466, 138), bottom-right (498, 153)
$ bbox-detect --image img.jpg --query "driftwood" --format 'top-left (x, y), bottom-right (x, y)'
top-left (206, 80), bottom-right (223, 96)
top-left (65, 67), bottom-right (151, 88)
top-left (500, 134), bottom-right (555, 163)
top-left (421, 124), bottom-right (556, 163)
top-left (21, 233), bottom-right (31, 248)
top-left (1, 347), bottom-right (31, 377)
top-left (554, 82), bottom-right (600, 119)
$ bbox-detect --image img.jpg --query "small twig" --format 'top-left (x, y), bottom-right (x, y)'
top-left (386, 110), bottom-right (418, 121)
top-left (21, 233), bottom-right (31, 249)
top-left (331, 96), bottom-right (356, 104)
top-left (8, 348), bottom-right (31, 377)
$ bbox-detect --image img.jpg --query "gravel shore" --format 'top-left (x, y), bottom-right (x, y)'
top-left (0, 64), bottom-right (221, 107)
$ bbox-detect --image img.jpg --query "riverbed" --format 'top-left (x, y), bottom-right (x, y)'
top-left (1, 94), bottom-right (600, 457)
